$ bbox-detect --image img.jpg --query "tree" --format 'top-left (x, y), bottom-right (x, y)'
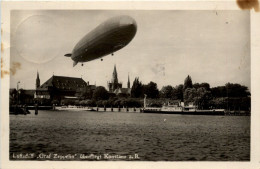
top-left (183, 88), bottom-right (197, 104)
top-left (209, 98), bottom-right (226, 109)
top-left (86, 100), bottom-right (96, 107)
top-left (211, 86), bottom-right (226, 97)
top-left (107, 97), bottom-right (117, 106)
top-left (131, 77), bottom-right (143, 98)
top-left (172, 84), bottom-right (184, 100)
top-left (193, 83), bottom-right (210, 91)
top-left (183, 75), bottom-right (193, 91)
top-left (225, 83), bottom-right (250, 97)
top-left (159, 85), bottom-right (174, 98)
top-left (184, 87), bottom-right (212, 109)
top-left (102, 100), bottom-right (109, 107)
top-left (96, 100), bottom-right (104, 107)
top-left (75, 87), bottom-right (93, 100)
top-left (79, 100), bottom-right (85, 106)
top-left (196, 87), bottom-right (212, 109)
top-left (240, 97), bottom-right (251, 111)
top-left (143, 81), bottom-right (159, 98)
top-left (125, 98), bottom-right (142, 107)
top-left (193, 83), bottom-right (200, 89)
top-left (113, 99), bottom-right (121, 107)
top-left (92, 86), bottom-right (109, 100)
top-left (211, 83), bottom-right (250, 98)
top-left (200, 83), bottom-right (210, 91)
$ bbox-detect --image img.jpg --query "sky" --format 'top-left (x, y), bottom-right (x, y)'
top-left (10, 10), bottom-right (250, 91)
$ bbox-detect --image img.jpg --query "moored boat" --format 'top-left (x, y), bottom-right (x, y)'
top-left (56, 105), bottom-right (96, 111)
top-left (141, 95), bottom-right (225, 115)
top-left (141, 108), bottom-right (225, 115)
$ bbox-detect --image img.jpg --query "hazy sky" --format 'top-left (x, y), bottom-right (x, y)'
top-left (10, 10), bottom-right (250, 90)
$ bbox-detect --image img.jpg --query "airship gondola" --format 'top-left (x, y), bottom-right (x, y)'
top-left (65, 15), bottom-right (137, 67)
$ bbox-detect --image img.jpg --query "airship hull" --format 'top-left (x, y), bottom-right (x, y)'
top-left (67, 15), bottom-right (137, 66)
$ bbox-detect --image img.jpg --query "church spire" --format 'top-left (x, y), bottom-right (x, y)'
top-left (36, 70), bottom-right (40, 89)
top-left (112, 64), bottom-right (118, 84)
top-left (127, 73), bottom-right (130, 88)
top-left (108, 64), bottom-right (123, 92)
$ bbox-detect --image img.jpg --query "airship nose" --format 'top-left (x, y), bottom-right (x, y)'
top-left (119, 16), bottom-right (137, 28)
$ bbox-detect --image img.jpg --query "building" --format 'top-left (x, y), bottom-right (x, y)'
top-left (107, 65), bottom-right (122, 92)
top-left (9, 88), bottom-right (35, 105)
top-left (127, 73), bottom-right (130, 88)
top-left (35, 72), bottom-right (92, 104)
top-left (114, 88), bottom-right (131, 97)
top-left (107, 65), bottom-right (131, 96)
top-left (36, 71), bottom-right (40, 89)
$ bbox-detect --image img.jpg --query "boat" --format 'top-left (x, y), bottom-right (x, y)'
top-left (141, 95), bottom-right (225, 115)
top-left (141, 106), bottom-right (225, 115)
top-left (56, 105), bottom-right (96, 111)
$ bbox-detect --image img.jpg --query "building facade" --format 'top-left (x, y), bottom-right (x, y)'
top-left (35, 73), bottom-right (91, 104)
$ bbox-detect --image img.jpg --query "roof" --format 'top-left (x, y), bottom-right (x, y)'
top-left (38, 75), bottom-right (88, 91)
top-left (114, 88), bottom-right (131, 95)
top-left (22, 90), bottom-right (36, 96)
top-left (88, 85), bottom-right (97, 90)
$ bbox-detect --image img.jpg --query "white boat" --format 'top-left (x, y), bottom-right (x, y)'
top-left (56, 105), bottom-right (95, 111)
top-left (141, 95), bottom-right (225, 115)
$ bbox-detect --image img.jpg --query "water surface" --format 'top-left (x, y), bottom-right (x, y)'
top-left (10, 110), bottom-right (250, 161)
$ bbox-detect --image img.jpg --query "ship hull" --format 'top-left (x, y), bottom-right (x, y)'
top-left (141, 109), bottom-right (225, 116)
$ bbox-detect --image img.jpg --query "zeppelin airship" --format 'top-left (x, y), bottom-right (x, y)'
top-left (65, 15), bottom-right (137, 67)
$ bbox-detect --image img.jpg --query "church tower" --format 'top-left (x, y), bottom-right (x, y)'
top-left (111, 65), bottom-right (119, 91)
top-left (36, 71), bottom-right (40, 89)
top-left (112, 65), bottom-right (118, 84)
top-left (127, 73), bottom-right (130, 88)
top-left (108, 65), bottom-right (122, 92)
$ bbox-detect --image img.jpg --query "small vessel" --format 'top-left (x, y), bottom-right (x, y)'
top-left (56, 105), bottom-right (96, 111)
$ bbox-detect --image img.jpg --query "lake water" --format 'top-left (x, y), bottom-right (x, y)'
top-left (10, 110), bottom-right (250, 161)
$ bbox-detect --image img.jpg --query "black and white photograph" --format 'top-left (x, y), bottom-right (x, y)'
top-left (2, 2), bottom-right (258, 167)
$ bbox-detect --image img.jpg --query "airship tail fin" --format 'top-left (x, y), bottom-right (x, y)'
top-left (73, 61), bottom-right (78, 67)
top-left (64, 53), bottom-right (72, 57)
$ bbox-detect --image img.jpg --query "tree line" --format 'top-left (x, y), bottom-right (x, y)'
top-left (74, 75), bottom-right (250, 110)
top-left (10, 75), bottom-right (250, 110)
